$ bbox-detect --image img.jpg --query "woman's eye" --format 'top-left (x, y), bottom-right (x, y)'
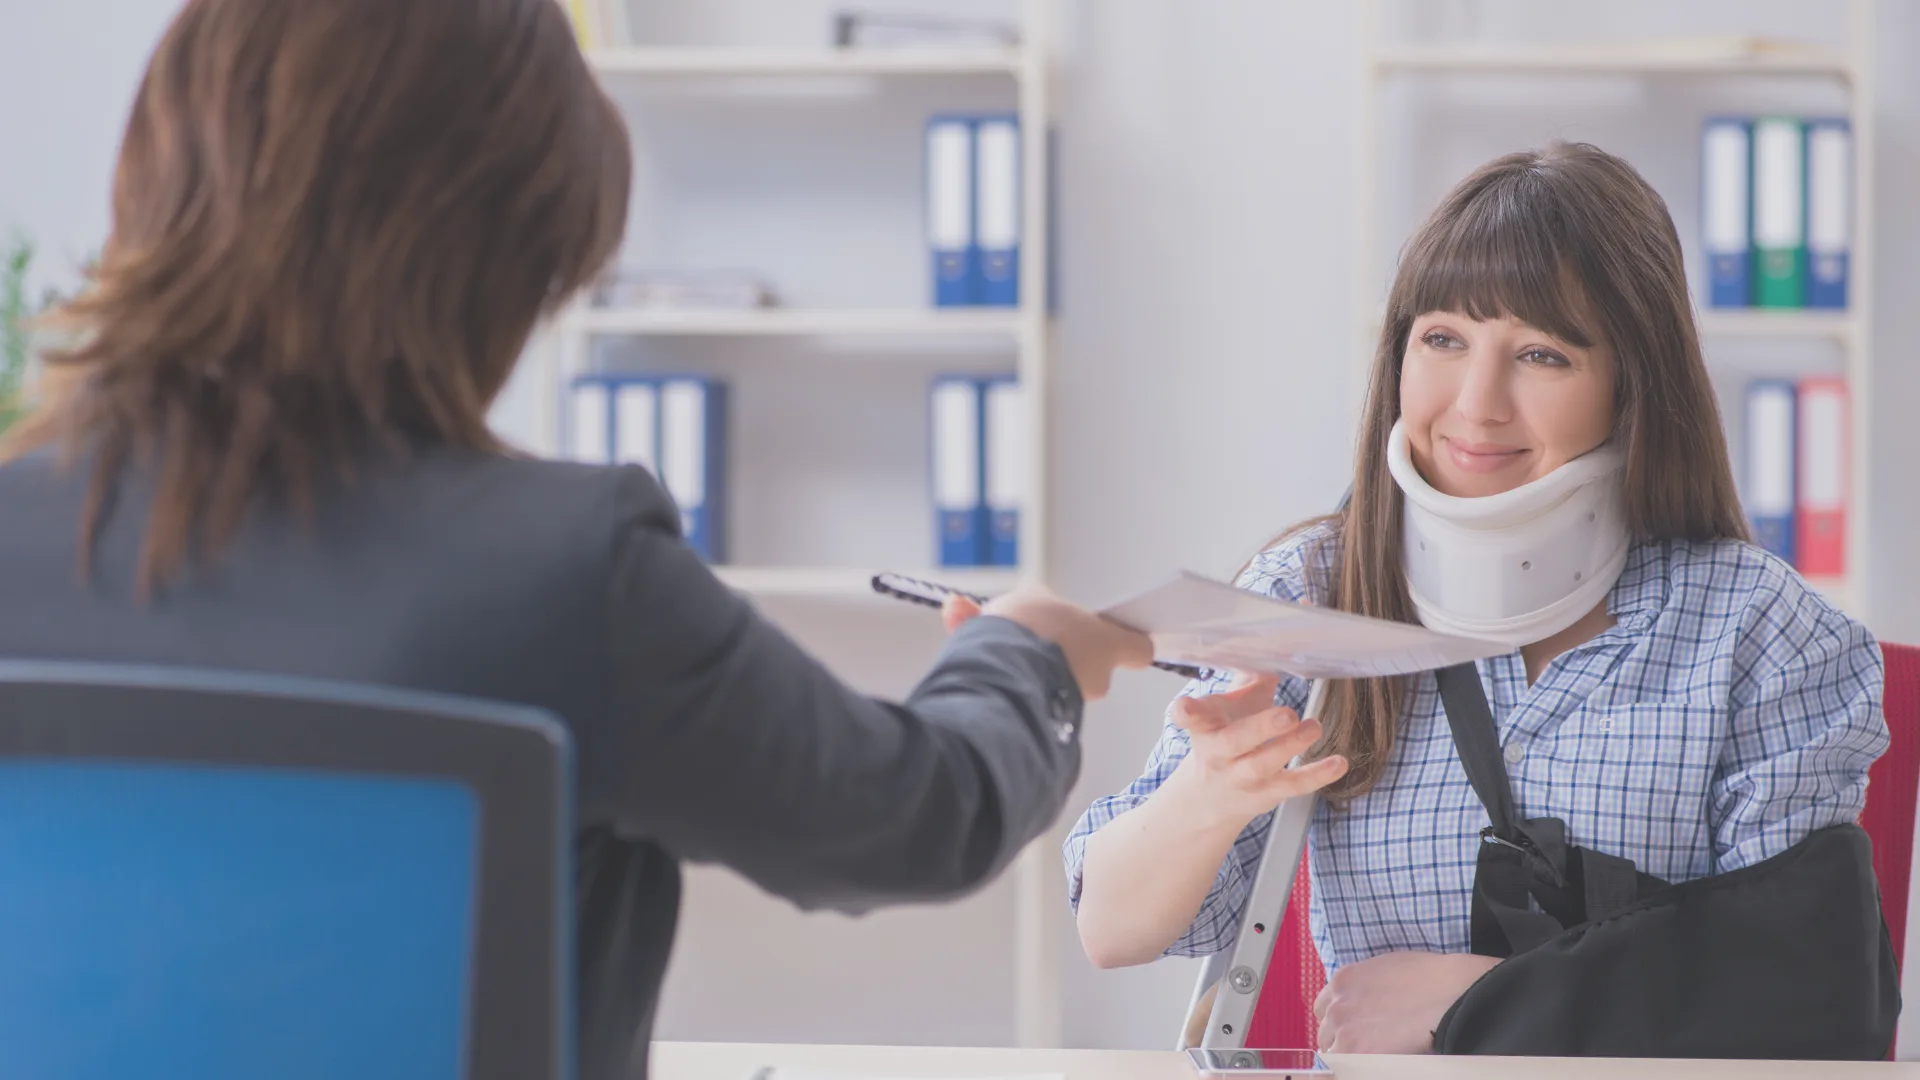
top-left (1421, 331), bottom-right (1460, 350)
top-left (1520, 348), bottom-right (1569, 367)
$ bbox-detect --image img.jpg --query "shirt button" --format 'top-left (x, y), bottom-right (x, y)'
top-left (1504, 743), bottom-right (1526, 765)
top-left (1050, 686), bottom-right (1074, 720)
top-left (1049, 686), bottom-right (1077, 744)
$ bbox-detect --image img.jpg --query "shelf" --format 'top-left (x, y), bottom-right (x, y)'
top-left (1695, 310), bottom-right (1857, 342)
top-left (715, 565), bottom-right (1024, 598)
top-left (1370, 40), bottom-right (1855, 80)
top-left (587, 47), bottom-right (1023, 78)
top-left (566, 307), bottom-right (1026, 338)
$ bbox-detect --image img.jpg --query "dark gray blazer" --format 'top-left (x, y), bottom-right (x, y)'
top-left (0, 444), bottom-right (1084, 1080)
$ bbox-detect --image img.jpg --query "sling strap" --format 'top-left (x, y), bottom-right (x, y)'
top-left (1434, 663), bottom-right (1668, 958)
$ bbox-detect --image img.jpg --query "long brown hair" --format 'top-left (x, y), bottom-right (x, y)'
top-left (6, 0), bottom-right (630, 593)
top-left (1301, 141), bottom-right (1749, 800)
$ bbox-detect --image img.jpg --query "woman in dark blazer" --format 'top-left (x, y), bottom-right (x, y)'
top-left (0, 2), bottom-right (1152, 1076)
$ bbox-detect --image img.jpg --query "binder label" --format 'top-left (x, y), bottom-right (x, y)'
top-left (1703, 124), bottom-right (1749, 252)
top-left (1801, 389), bottom-right (1844, 512)
top-left (932, 378), bottom-right (984, 566)
top-left (661, 381), bottom-right (705, 540)
top-left (1805, 120), bottom-right (1851, 308)
top-left (976, 117), bottom-right (1020, 307)
top-left (1749, 388), bottom-right (1794, 517)
top-left (570, 379), bottom-right (611, 464)
top-left (614, 381), bottom-right (657, 470)
top-left (928, 119), bottom-right (975, 306)
top-left (984, 378), bottom-right (1024, 567)
top-left (1752, 120), bottom-right (1805, 250)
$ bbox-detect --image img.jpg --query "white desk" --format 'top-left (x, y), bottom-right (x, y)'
top-left (650, 1042), bottom-right (1920, 1080)
top-left (650, 1042), bottom-right (1184, 1080)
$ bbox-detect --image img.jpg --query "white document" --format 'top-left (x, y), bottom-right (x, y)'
top-left (1101, 571), bottom-right (1510, 680)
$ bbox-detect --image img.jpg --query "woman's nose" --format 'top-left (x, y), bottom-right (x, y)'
top-left (1452, 350), bottom-right (1515, 425)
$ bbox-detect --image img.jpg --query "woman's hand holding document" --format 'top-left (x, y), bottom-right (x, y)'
top-left (1099, 571), bottom-right (1509, 680)
top-left (1166, 673), bottom-right (1347, 830)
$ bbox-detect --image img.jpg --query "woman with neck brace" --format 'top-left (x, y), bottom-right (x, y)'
top-left (1064, 142), bottom-right (1888, 1054)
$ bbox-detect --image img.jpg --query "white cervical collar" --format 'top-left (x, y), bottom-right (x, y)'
top-left (1387, 419), bottom-right (1630, 648)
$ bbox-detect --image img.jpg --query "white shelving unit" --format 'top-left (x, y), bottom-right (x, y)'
top-left (539, 12), bottom-right (1055, 613)
top-left (564, 305), bottom-right (1024, 338)
top-left (1355, 0), bottom-right (1877, 628)
top-left (1370, 39), bottom-right (1858, 79)
top-left (1694, 309), bottom-right (1859, 343)
top-left (536, 1), bottom-right (1063, 1049)
top-left (585, 45), bottom-right (1022, 77)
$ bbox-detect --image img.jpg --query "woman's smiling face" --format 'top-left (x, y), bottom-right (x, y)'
top-left (1399, 310), bottom-right (1616, 498)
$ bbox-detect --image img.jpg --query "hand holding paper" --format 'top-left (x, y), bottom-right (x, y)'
top-left (936, 582), bottom-right (1153, 700)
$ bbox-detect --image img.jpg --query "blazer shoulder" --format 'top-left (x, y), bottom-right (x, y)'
top-left (432, 451), bottom-right (678, 530)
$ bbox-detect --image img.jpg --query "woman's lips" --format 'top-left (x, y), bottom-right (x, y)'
top-left (1442, 437), bottom-right (1529, 474)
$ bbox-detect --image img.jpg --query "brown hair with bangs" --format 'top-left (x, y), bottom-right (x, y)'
top-left (1296, 141), bottom-right (1749, 799)
top-left (3, 0), bottom-right (630, 593)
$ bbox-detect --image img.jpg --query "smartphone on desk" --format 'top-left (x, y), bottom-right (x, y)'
top-left (1185, 1048), bottom-right (1332, 1078)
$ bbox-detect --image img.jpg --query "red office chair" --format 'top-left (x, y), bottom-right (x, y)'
top-left (1243, 641), bottom-right (1920, 1054)
top-left (1874, 643), bottom-right (1920, 1059)
top-left (1243, 850), bottom-right (1322, 1049)
top-left (1867, 644), bottom-right (1920, 971)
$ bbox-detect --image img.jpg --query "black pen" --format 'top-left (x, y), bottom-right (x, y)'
top-left (870, 572), bottom-right (1209, 680)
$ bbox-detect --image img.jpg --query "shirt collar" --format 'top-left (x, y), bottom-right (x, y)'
top-left (1604, 541), bottom-right (1670, 635)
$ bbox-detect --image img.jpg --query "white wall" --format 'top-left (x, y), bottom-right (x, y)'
top-left (0, 0), bottom-right (175, 300)
top-left (1862, 0), bottom-right (1920, 652)
top-left (1045, 0), bottom-right (1363, 1045)
top-left (5, 0), bottom-right (1920, 1057)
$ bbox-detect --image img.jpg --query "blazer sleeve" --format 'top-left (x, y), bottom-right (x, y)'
top-left (593, 467), bottom-right (1084, 912)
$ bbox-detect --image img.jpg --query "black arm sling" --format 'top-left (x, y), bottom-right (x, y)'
top-left (1429, 662), bottom-right (1901, 1059)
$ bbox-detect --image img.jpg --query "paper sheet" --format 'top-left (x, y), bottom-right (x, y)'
top-left (1100, 571), bottom-right (1510, 679)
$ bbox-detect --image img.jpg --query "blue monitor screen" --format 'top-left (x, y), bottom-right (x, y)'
top-left (0, 761), bottom-right (478, 1080)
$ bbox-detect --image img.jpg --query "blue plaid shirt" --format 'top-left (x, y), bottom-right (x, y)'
top-left (1063, 520), bottom-right (1887, 971)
